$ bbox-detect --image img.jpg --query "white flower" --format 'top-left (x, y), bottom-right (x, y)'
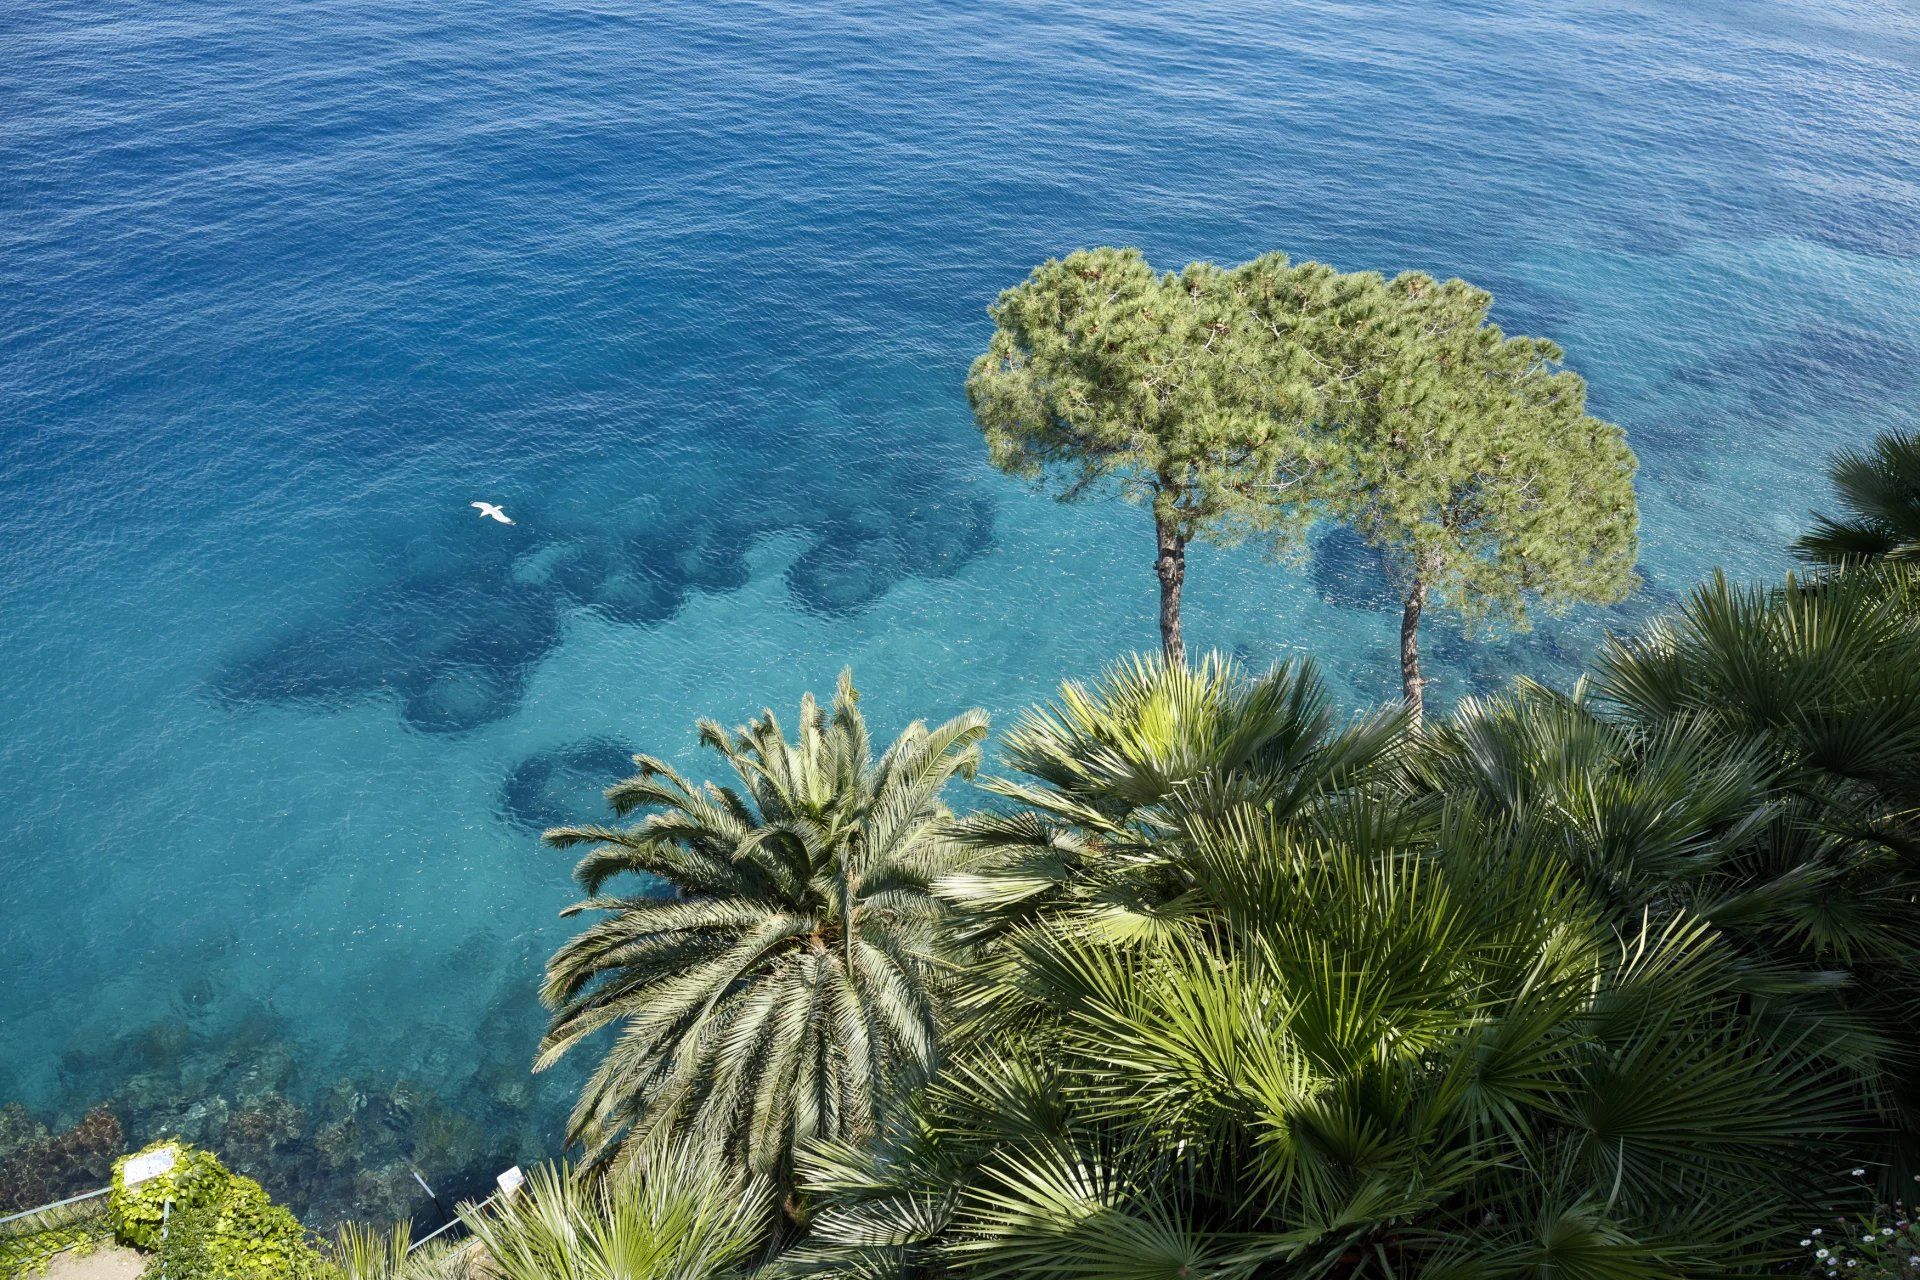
top-left (1815, 1229), bottom-right (1824, 1235)
top-left (1818, 1248), bottom-right (1830, 1258)
top-left (1865, 1234), bottom-right (1877, 1243)
top-left (1883, 1227), bottom-right (1894, 1236)
top-left (1804, 1239), bottom-right (1814, 1246)
top-left (1853, 1168), bottom-right (1867, 1177)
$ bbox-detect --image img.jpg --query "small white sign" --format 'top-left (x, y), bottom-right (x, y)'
top-left (124, 1146), bottom-right (178, 1188)
top-left (496, 1166), bottom-right (525, 1200)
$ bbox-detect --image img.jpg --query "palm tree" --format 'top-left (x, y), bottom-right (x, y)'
top-left (458, 1155), bottom-right (766, 1280)
top-left (790, 649), bottom-right (1871, 1279)
top-left (1795, 428), bottom-right (1920, 564)
top-left (538, 671), bottom-right (989, 1213)
top-left (801, 808), bottom-right (1853, 1280)
top-left (328, 1223), bottom-right (469, 1280)
top-left (1588, 565), bottom-right (1920, 1180)
top-left (941, 653), bottom-right (1409, 945)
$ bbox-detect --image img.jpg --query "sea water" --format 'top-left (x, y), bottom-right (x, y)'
top-left (4, 0), bottom-right (1919, 1223)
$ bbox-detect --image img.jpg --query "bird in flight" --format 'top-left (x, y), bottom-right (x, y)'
top-left (471, 502), bottom-right (514, 525)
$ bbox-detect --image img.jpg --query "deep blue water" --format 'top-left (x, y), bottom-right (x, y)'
top-left (5, 0), bottom-right (1920, 1223)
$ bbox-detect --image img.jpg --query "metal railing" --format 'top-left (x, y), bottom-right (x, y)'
top-left (0, 1186), bottom-right (110, 1232)
top-left (0, 1186), bottom-right (114, 1273)
top-left (0, 1158), bottom-right (518, 1266)
top-left (406, 1193), bottom-right (494, 1255)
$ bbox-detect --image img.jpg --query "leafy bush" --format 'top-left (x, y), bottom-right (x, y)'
top-left (0, 1221), bottom-right (112, 1277)
top-left (1799, 1175), bottom-right (1920, 1279)
top-left (108, 1140), bottom-right (325, 1279)
top-left (142, 1206), bottom-right (220, 1280)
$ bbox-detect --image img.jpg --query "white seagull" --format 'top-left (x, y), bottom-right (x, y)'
top-left (471, 502), bottom-right (514, 525)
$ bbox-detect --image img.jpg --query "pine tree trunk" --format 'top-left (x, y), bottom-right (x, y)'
top-left (1155, 515), bottom-right (1187, 666)
top-left (1400, 567), bottom-right (1426, 727)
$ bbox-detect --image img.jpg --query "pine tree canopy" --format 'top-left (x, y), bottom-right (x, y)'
top-left (968, 248), bottom-right (1639, 693)
top-left (965, 246), bottom-right (1324, 551)
top-left (1325, 271), bottom-right (1639, 628)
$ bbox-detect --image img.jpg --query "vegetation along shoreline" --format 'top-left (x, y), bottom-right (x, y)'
top-left (5, 250), bottom-right (1919, 1280)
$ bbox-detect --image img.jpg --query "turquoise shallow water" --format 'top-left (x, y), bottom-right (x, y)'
top-left (4, 0), bottom-right (1920, 1222)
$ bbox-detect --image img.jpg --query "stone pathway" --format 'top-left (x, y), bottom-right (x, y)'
top-left (41, 1245), bottom-right (144, 1280)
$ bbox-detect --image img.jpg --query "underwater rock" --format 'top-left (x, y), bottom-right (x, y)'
top-left (0, 1103), bottom-right (50, 1165)
top-left (1310, 528), bottom-right (1400, 612)
top-left (219, 1092), bottom-right (304, 1175)
top-left (1673, 321), bottom-right (1920, 421)
top-left (131, 1020), bottom-right (198, 1072)
top-left (175, 1095), bottom-right (231, 1148)
top-left (0, 1106), bottom-right (123, 1212)
top-left (904, 493), bottom-right (995, 580)
top-left (498, 737), bottom-right (637, 833)
top-left (213, 575), bottom-right (563, 735)
top-left (539, 532), bottom-right (718, 628)
top-left (407, 1108), bottom-right (483, 1179)
top-left (786, 522), bottom-right (899, 615)
top-left (675, 522), bottom-right (754, 593)
top-left (398, 660), bottom-right (530, 734)
top-left (233, 1046), bottom-right (297, 1108)
top-left (347, 1160), bottom-right (428, 1228)
top-left (313, 1114), bottom-right (362, 1170)
top-left (785, 489), bottom-right (996, 616)
top-left (27, 1012), bottom-right (558, 1229)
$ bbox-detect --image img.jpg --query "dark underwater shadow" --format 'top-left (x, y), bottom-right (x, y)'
top-left (497, 737), bottom-right (638, 835)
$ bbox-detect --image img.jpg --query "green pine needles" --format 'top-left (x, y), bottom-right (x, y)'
top-left (969, 248), bottom-right (1639, 720)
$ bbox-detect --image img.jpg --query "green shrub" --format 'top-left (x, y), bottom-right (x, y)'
top-left (0, 1221), bottom-right (111, 1278)
top-left (141, 1207), bottom-right (218, 1280)
top-left (1799, 1177), bottom-right (1920, 1278)
top-left (108, 1140), bottom-right (326, 1279)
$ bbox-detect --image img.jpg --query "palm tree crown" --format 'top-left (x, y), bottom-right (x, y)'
top-left (942, 653), bottom-right (1408, 945)
top-left (1795, 428), bottom-right (1920, 564)
top-left (538, 671), bottom-right (988, 1203)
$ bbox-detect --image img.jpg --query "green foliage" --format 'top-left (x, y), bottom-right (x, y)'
top-left (1796, 429), bottom-right (1920, 564)
top-left (1322, 272), bottom-right (1637, 619)
top-left (791, 649), bottom-right (1871, 1280)
top-left (1315, 270), bottom-right (1637, 716)
top-left (941, 653), bottom-right (1408, 948)
top-left (143, 1206), bottom-right (220, 1280)
top-left (457, 1155), bottom-right (764, 1280)
top-left (108, 1141), bottom-right (324, 1279)
top-left (1796, 1183), bottom-right (1920, 1278)
top-left (324, 1221), bottom-right (468, 1280)
top-left (967, 248), bottom-right (1339, 661)
top-left (967, 247), bottom-right (1319, 544)
top-left (1590, 565), bottom-right (1920, 1174)
top-left (0, 1221), bottom-right (111, 1278)
top-left (326, 1222), bottom-right (412, 1280)
top-left (968, 246), bottom-right (1638, 699)
top-left (539, 670), bottom-right (989, 1204)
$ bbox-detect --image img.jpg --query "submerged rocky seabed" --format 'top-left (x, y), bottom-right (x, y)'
top-left (209, 468), bottom-right (995, 737)
top-left (1, 1002), bottom-right (578, 1228)
top-left (6, 0), bottom-right (1920, 1246)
